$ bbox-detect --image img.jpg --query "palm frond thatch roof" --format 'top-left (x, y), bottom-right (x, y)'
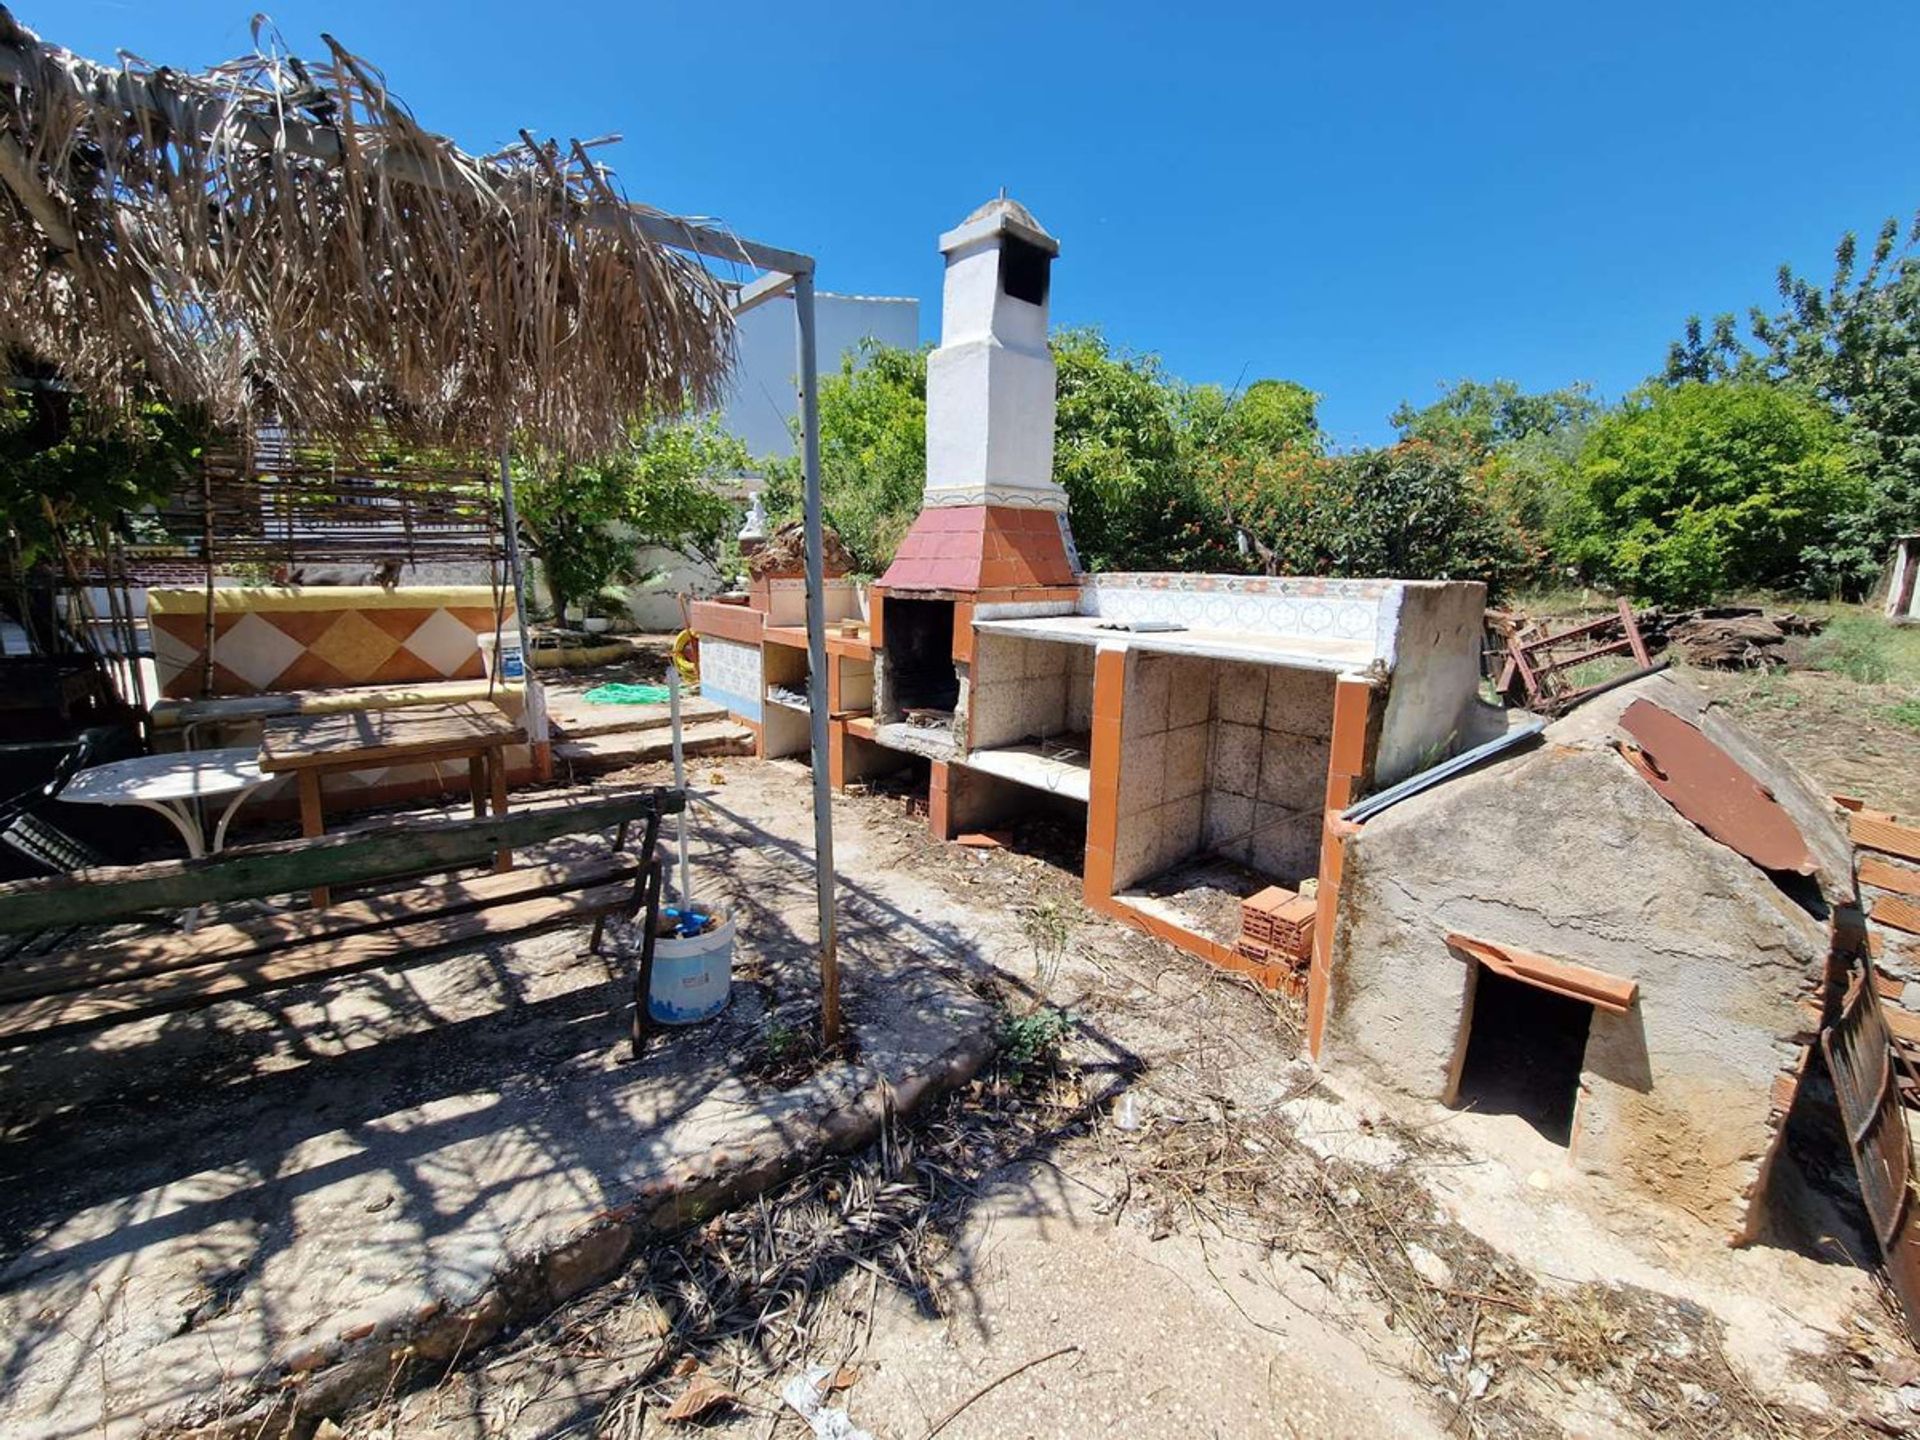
top-left (0, 9), bottom-right (736, 456)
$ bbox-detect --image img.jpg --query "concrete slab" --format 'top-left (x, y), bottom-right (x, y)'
top-left (0, 807), bottom-right (998, 1437)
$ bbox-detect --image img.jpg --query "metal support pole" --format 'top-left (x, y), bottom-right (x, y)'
top-left (497, 439), bottom-right (550, 774)
top-left (495, 440), bottom-right (537, 677)
top-left (793, 270), bottom-right (840, 1046)
top-left (668, 667), bottom-right (693, 907)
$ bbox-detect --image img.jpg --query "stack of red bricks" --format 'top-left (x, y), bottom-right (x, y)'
top-left (1236, 885), bottom-right (1316, 992)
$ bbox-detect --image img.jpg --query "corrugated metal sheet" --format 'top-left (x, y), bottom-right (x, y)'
top-left (1617, 699), bottom-right (1815, 875)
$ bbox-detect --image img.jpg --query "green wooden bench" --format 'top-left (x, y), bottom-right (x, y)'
top-left (0, 789), bottom-right (684, 1054)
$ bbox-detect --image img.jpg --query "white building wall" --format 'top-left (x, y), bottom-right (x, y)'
top-left (718, 293), bottom-right (920, 459)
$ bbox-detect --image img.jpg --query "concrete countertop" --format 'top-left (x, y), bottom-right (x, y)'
top-left (970, 614), bottom-right (1377, 673)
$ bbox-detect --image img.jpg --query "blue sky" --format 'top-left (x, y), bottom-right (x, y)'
top-left (46, 0), bottom-right (1920, 448)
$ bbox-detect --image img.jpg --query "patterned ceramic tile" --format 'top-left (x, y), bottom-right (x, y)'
top-left (307, 609), bottom-right (403, 676)
top-left (153, 592), bottom-right (512, 697)
top-left (402, 607), bottom-right (486, 675)
top-left (700, 637), bottom-right (763, 721)
top-left (211, 611), bottom-right (307, 691)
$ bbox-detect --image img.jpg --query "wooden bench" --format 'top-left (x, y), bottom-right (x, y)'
top-left (0, 789), bottom-right (683, 1054)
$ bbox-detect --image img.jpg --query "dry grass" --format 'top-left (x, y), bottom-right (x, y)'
top-left (1119, 1092), bottom-right (1822, 1440)
top-left (0, 9), bottom-right (735, 456)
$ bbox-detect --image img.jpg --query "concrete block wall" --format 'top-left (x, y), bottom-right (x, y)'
top-left (966, 632), bottom-right (1092, 752)
top-left (1203, 662), bottom-right (1335, 885)
top-left (1324, 675), bottom-right (1846, 1234)
top-left (1112, 652), bottom-right (1214, 890)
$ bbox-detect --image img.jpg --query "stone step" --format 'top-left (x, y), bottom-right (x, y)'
top-left (546, 692), bottom-right (726, 740)
top-left (552, 719), bottom-right (754, 773)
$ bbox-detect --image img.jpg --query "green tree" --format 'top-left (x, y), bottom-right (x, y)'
top-left (1662, 211), bottom-right (1920, 585)
top-left (1391, 377), bottom-right (1599, 454)
top-left (1562, 382), bottom-right (1867, 604)
top-left (762, 340), bottom-right (929, 574)
top-left (1212, 440), bottom-right (1535, 598)
top-left (1183, 377), bottom-right (1321, 460)
top-left (1052, 329), bottom-right (1238, 572)
top-left (514, 414), bottom-right (749, 619)
top-left (0, 383), bottom-right (205, 566)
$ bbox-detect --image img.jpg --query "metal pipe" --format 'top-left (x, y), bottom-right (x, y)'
top-left (496, 439), bottom-right (548, 766)
top-left (793, 270), bottom-right (841, 1046)
top-left (495, 440), bottom-right (537, 673)
top-left (668, 667), bottom-right (693, 908)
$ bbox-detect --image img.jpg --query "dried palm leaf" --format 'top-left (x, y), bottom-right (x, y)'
top-left (0, 9), bottom-right (736, 457)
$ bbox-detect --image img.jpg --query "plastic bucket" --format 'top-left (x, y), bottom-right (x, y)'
top-left (476, 632), bottom-right (526, 681)
top-left (648, 913), bottom-right (734, 1024)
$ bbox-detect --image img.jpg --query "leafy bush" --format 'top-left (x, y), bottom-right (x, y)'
top-left (761, 340), bottom-right (930, 575)
top-left (995, 1005), bottom-right (1072, 1085)
top-left (0, 388), bottom-right (206, 564)
top-left (1560, 382), bottom-right (1867, 605)
top-left (514, 414), bottom-right (749, 618)
top-left (1212, 440), bottom-right (1538, 599)
top-left (1051, 330), bottom-right (1244, 573)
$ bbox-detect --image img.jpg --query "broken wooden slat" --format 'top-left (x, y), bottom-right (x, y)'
top-left (0, 790), bottom-right (680, 934)
top-left (1445, 932), bottom-right (1639, 1015)
top-left (1863, 857), bottom-right (1920, 901)
top-left (1855, 815), bottom-right (1920, 864)
top-left (1882, 1005), bottom-right (1920, 1047)
top-left (0, 881), bottom-right (636, 1046)
top-left (1874, 896), bottom-right (1920, 938)
top-left (0, 857), bottom-right (637, 1003)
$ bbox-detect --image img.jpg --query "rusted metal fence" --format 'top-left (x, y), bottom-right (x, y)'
top-left (1823, 963), bottom-right (1920, 1342)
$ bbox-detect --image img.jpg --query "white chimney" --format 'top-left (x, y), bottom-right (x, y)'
top-left (923, 197), bottom-right (1064, 514)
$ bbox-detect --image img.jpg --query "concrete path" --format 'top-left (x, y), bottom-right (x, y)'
top-left (0, 789), bottom-right (1001, 1437)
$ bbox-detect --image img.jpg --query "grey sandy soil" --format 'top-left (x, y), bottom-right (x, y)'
top-left (358, 757), bottom-right (1908, 1440)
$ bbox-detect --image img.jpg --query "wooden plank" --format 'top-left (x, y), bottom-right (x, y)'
top-left (0, 881), bottom-right (636, 1046)
top-left (1863, 856), bottom-right (1920, 901)
top-left (1884, 1005), bottom-right (1920, 1046)
top-left (1855, 815), bottom-right (1920, 863)
top-left (1875, 896), bottom-right (1920, 937)
top-left (1446, 932), bottom-right (1639, 1014)
top-left (0, 789), bottom-right (680, 934)
top-left (0, 857), bottom-right (636, 1003)
top-left (260, 702), bottom-right (524, 773)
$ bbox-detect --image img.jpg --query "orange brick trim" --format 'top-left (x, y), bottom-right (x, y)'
top-left (929, 759), bottom-right (954, 840)
top-left (690, 600), bottom-right (764, 646)
top-left (1083, 646), bottom-right (1126, 904)
top-left (952, 600), bottom-right (976, 665)
top-left (1090, 893), bottom-right (1291, 990)
top-left (1305, 814), bottom-right (1362, 1059)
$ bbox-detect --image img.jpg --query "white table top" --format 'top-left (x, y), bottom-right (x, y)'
top-left (59, 748), bottom-right (268, 806)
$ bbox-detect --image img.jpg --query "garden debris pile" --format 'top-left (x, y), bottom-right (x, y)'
top-left (1642, 606), bottom-right (1826, 669)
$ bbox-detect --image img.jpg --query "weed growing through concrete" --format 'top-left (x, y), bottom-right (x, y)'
top-left (993, 1005), bottom-right (1073, 1088)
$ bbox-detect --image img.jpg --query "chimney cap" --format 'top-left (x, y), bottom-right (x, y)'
top-left (939, 196), bottom-right (1059, 259)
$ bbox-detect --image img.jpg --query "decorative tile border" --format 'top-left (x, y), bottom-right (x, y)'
top-left (146, 587), bottom-right (511, 698)
top-left (1079, 573), bottom-right (1389, 654)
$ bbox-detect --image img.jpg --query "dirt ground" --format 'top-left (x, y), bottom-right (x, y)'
top-left (345, 757), bottom-right (1918, 1440)
top-left (1680, 661), bottom-right (1920, 818)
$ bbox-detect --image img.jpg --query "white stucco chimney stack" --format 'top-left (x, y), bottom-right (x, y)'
top-left (879, 197), bottom-right (1076, 593)
top-left (925, 198), bottom-right (1063, 512)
